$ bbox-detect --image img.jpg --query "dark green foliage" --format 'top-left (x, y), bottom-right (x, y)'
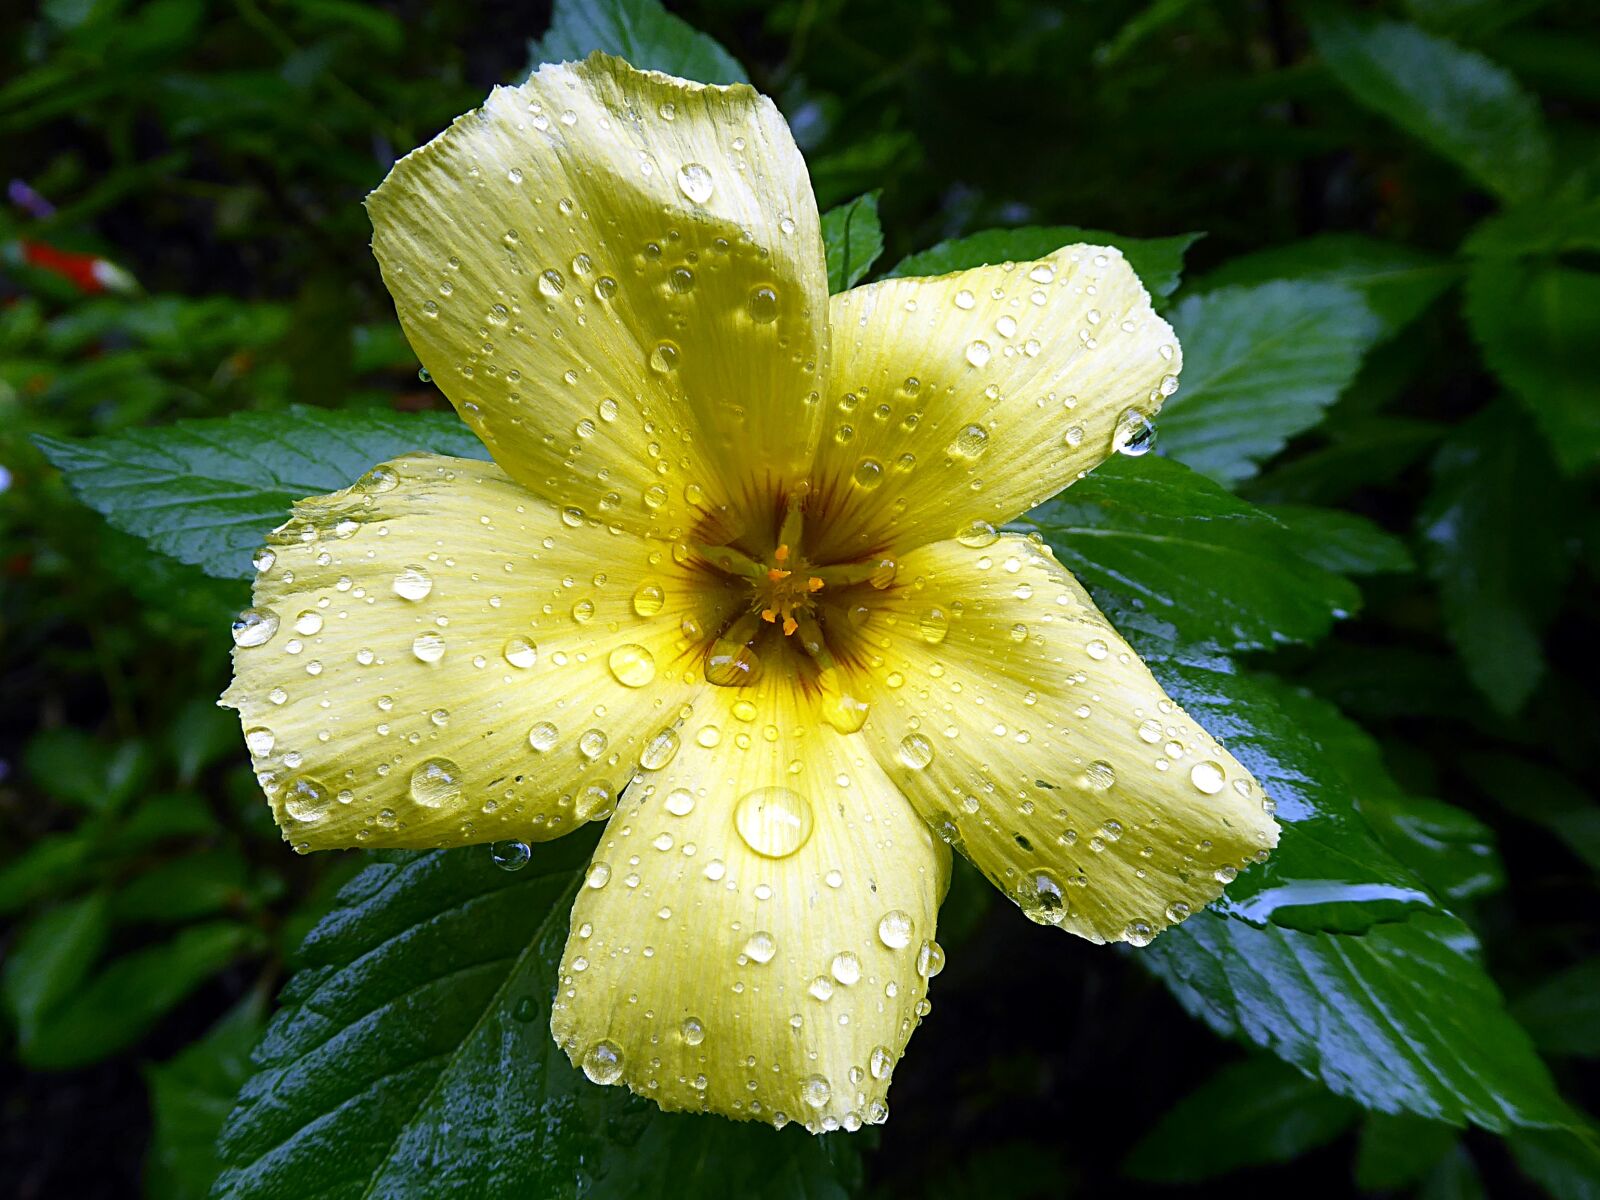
top-left (5, 0), bottom-right (1599, 1197)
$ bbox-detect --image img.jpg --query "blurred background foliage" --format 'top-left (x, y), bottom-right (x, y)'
top-left (2, 0), bottom-right (1598, 1197)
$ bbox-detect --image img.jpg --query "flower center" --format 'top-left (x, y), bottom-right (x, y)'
top-left (696, 482), bottom-right (889, 734)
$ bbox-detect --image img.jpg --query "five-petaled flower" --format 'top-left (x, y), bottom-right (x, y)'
top-left (223, 53), bottom-right (1278, 1134)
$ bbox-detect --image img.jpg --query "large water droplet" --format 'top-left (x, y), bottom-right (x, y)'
top-left (607, 643), bottom-right (656, 688)
top-left (877, 910), bottom-right (913, 950)
top-left (897, 733), bottom-right (934, 770)
top-left (410, 757), bottom-right (462, 808)
top-left (748, 285), bottom-right (779, 324)
top-left (393, 565), bottom-right (433, 601)
top-left (639, 727), bottom-right (681, 770)
top-left (682, 1016), bottom-right (705, 1045)
top-left (918, 607), bottom-right (949, 644)
top-left (1113, 408), bottom-right (1157, 456)
top-left (916, 939), bottom-right (946, 978)
top-left (245, 727), bottom-right (276, 758)
top-left (734, 787), bottom-right (814, 858)
top-left (491, 840), bottom-right (531, 871)
top-left (412, 632), bottom-right (446, 663)
top-left (632, 582), bottom-right (665, 616)
top-left (528, 721), bottom-right (559, 752)
top-left (504, 637), bottom-right (538, 669)
top-left (232, 608), bottom-right (279, 648)
top-left (579, 729), bottom-right (608, 760)
top-left (949, 423), bottom-right (989, 458)
top-left (801, 1075), bottom-right (831, 1110)
top-left (1020, 870), bottom-right (1068, 925)
top-left (743, 931), bottom-right (777, 964)
top-left (965, 340), bottom-right (992, 368)
top-left (676, 162), bottom-right (714, 204)
top-left (1191, 760), bottom-right (1226, 794)
top-left (830, 951), bottom-right (861, 985)
top-left (283, 775), bottom-right (332, 823)
top-left (582, 1040), bottom-right (625, 1085)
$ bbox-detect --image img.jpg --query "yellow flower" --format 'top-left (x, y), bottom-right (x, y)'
top-left (222, 53), bottom-right (1278, 1134)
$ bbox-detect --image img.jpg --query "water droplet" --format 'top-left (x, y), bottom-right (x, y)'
top-left (682, 1016), bottom-right (705, 1045)
top-left (491, 840), bottom-right (531, 871)
top-left (949, 423), bottom-right (989, 458)
top-left (1215, 864), bottom-right (1239, 883)
top-left (412, 632), bottom-right (445, 663)
top-left (954, 289), bottom-right (976, 310)
top-left (1113, 408), bottom-right (1157, 456)
top-left (639, 727), bottom-right (681, 770)
top-left (579, 729), bottom-right (608, 760)
top-left (877, 910), bottom-right (913, 950)
top-left (1138, 718), bottom-right (1163, 744)
top-left (283, 775), bottom-right (332, 823)
top-left (956, 519), bottom-right (999, 548)
top-left (1083, 760), bottom-right (1117, 791)
top-left (571, 598), bottom-right (595, 623)
top-left (582, 1040), bottom-right (625, 1085)
top-left (830, 951), bottom-right (861, 986)
top-left (1190, 760), bottom-right (1226, 794)
top-left (918, 608), bottom-right (949, 644)
top-left (232, 608), bottom-right (279, 648)
top-left (1085, 639), bottom-right (1108, 660)
top-left (504, 637), bottom-right (538, 669)
top-left (245, 727), bottom-right (276, 757)
top-left (915, 939), bottom-right (945, 978)
top-left (410, 757), bottom-right (462, 807)
top-left (649, 341), bottom-right (680, 373)
top-left (594, 276), bottom-right (618, 300)
top-left (252, 547), bottom-right (276, 573)
top-left (734, 787), bottom-right (814, 858)
top-left (607, 643), bottom-right (657, 688)
top-left (965, 340), bottom-right (992, 367)
top-left (1165, 900), bottom-right (1192, 923)
top-left (393, 566), bottom-right (433, 601)
top-left (665, 787), bottom-right (695, 816)
top-left (537, 268), bottom-right (565, 298)
top-left (897, 733), bottom-right (934, 770)
top-left (743, 931), bottom-right (777, 964)
top-left (808, 975), bottom-right (835, 1001)
top-left (748, 285), bottom-right (779, 324)
top-left (852, 458), bottom-right (884, 489)
top-left (512, 996), bottom-right (539, 1022)
top-left (676, 162), bottom-right (714, 204)
top-left (1124, 920), bottom-right (1155, 947)
top-left (528, 722), bottom-right (558, 751)
top-left (585, 862), bottom-right (612, 889)
top-left (632, 582), bottom-right (665, 616)
top-left (1020, 870), bottom-right (1068, 926)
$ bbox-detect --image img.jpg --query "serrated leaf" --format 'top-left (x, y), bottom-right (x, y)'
top-left (1160, 281), bottom-right (1384, 484)
top-left (526, 0), bottom-right (746, 86)
top-left (1125, 1056), bottom-right (1357, 1182)
top-left (147, 996), bottom-right (269, 1200)
top-left (1357, 1113), bottom-right (1459, 1191)
top-left (1512, 961), bottom-right (1600, 1059)
top-left (1420, 402), bottom-right (1575, 714)
top-left (1026, 455), bottom-right (1359, 652)
top-left (1510, 1127), bottom-right (1600, 1200)
top-left (35, 407), bottom-right (488, 581)
top-left (1244, 416), bottom-right (1444, 506)
top-left (1267, 504), bottom-right (1414, 576)
top-left (1464, 195), bottom-right (1600, 259)
top-left (22, 921), bottom-right (259, 1069)
top-left (889, 226), bottom-right (1198, 299)
top-left (1198, 234), bottom-right (1457, 338)
top-left (213, 841), bottom-right (860, 1200)
top-left (1141, 910), bottom-right (1576, 1132)
top-left (1307, 5), bottom-right (1551, 204)
top-left (821, 191), bottom-right (884, 293)
top-left (1465, 258), bottom-right (1600, 473)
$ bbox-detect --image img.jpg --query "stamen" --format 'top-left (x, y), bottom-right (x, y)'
top-left (697, 543), bottom-right (767, 581)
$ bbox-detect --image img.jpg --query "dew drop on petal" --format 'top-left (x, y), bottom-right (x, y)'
top-left (410, 757), bottom-right (462, 808)
top-left (734, 787), bottom-right (814, 858)
top-left (582, 1040), bottom-right (624, 1085)
top-left (412, 632), bottom-right (446, 663)
top-left (639, 727), bottom-right (681, 771)
top-left (528, 721), bottom-right (559, 752)
top-left (607, 643), bottom-right (656, 688)
top-left (393, 565), bottom-right (433, 601)
top-left (504, 637), bottom-right (538, 669)
top-left (897, 733), bottom-right (934, 770)
top-left (282, 775), bottom-right (332, 823)
top-left (676, 162), bottom-right (714, 204)
top-left (491, 840), bottom-right (531, 871)
top-left (232, 608), bottom-right (279, 648)
top-left (1113, 407), bottom-right (1157, 456)
top-left (877, 910), bottom-right (913, 950)
top-left (1191, 760), bottom-right (1227, 794)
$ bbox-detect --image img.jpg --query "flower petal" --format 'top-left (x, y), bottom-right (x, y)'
top-left (809, 246), bottom-right (1179, 559)
top-left (368, 54), bottom-right (829, 541)
top-left (840, 534), bottom-right (1278, 945)
top-left (221, 453), bottom-right (736, 852)
top-left (550, 674), bottom-right (950, 1132)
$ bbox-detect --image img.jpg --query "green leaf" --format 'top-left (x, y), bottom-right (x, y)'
top-left (1420, 402), bottom-right (1575, 714)
top-left (821, 191), bottom-right (884, 293)
top-left (1307, 5), bottom-right (1551, 204)
top-left (1026, 455), bottom-right (1359, 653)
top-left (1358, 793), bottom-right (1504, 905)
top-left (35, 407), bottom-right (488, 581)
top-left (1512, 961), bottom-right (1600, 1059)
top-left (23, 727), bottom-right (153, 812)
top-left (1465, 258), bottom-right (1600, 474)
top-left (1134, 645), bottom-right (1435, 934)
top-left (213, 842), bottom-right (860, 1199)
top-left (115, 849), bottom-right (254, 924)
top-left (1510, 1128), bottom-right (1600, 1200)
top-left (146, 995), bottom-right (269, 1200)
top-left (1464, 754), bottom-right (1600, 874)
top-left (1244, 416), bottom-right (1444, 506)
top-left (526, 0), bottom-right (747, 86)
top-left (1197, 234), bottom-right (1457, 338)
top-left (1, 891), bottom-right (111, 1042)
top-left (0, 829), bottom-right (98, 914)
top-left (1125, 1057), bottom-right (1358, 1182)
top-left (1160, 281), bottom-right (1383, 484)
top-left (1422, 1145), bottom-right (1488, 1200)
top-left (1267, 505), bottom-right (1415, 576)
top-left (21, 921), bottom-right (259, 1069)
top-left (889, 226), bottom-right (1199, 299)
top-left (1141, 911), bottom-right (1577, 1132)
top-left (1464, 195), bottom-right (1600, 259)
top-left (1356, 1113), bottom-right (1460, 1191)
